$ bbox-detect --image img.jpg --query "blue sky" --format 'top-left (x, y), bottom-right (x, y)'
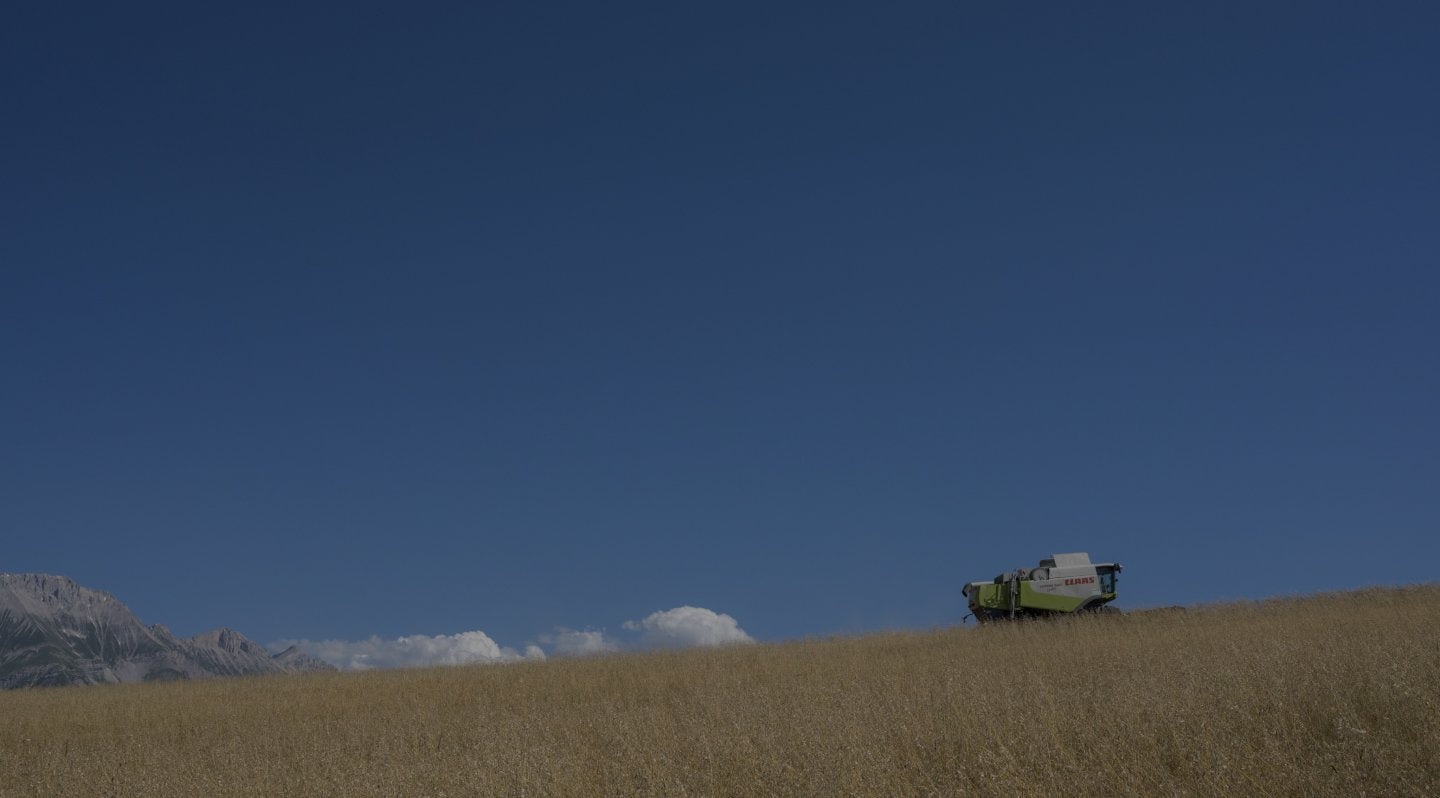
top-left (3, 2), bottom-right (1437, 656)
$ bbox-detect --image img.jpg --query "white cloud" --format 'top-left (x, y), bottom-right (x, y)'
top-left (621, 606), bottom-right (755, 648)
top-left (538, 628), bottom-right (620, 657)
top-left (273, 605), bottom-right (754, 671)
top-left (271, 631), bottom-right (545, 671)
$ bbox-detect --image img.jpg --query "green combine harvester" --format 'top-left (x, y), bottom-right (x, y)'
top-left (963, 552), bottom-right (1123, 623)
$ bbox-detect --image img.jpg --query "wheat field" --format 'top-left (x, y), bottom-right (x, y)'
top-left (1, 586), bottom-right (1437, 797)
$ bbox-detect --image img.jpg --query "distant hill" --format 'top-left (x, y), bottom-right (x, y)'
top-left (0, 573), bottom-right (332, 689)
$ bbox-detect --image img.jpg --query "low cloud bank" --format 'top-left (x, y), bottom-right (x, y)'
top-left (622, 606), bottom-right (755, 648)
top-left (537, 628), bottom-right (620, 657)
top-left (270, 631), bottom-right (545, 671)
top-left (273, 605), bottom-right (753, 671)
top-left (538, 606), bottom-right (754, 658)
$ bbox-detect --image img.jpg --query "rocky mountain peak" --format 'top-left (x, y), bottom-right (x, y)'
top-left (273, 645), bottom-right (334, 672)
top-left (0, 573), bottom-right (334, 689)
top-left (189, 627), bottom-right (269, 657)
top-left (0, 573), bottom-right (119, 616)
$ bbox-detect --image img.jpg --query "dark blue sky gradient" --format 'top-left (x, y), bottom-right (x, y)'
top-left (3, 2), bottom-right (1437, 646)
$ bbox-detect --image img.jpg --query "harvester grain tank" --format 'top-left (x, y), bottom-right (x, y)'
top-left (963, 552), bottom-right (1122, 623)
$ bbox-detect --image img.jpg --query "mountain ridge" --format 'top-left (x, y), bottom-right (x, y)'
top-left (0, 572), bottom-right (334, 689)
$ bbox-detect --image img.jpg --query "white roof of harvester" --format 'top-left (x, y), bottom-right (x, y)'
top-left (963, 552), bottom-right (1120, 594)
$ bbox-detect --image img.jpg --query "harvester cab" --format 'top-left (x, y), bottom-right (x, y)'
top-left (963, 552), bottom-right (1122, 623)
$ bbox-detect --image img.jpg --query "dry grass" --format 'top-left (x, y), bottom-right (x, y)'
top-left (2, 586), bottom-right (1438, 797)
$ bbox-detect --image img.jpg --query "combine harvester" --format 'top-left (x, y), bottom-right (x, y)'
top-left (963, 552), bottom-right (1123, 623)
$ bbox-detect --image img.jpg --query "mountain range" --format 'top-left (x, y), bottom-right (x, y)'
top-left (0, 572), bottom-right (333, 689)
